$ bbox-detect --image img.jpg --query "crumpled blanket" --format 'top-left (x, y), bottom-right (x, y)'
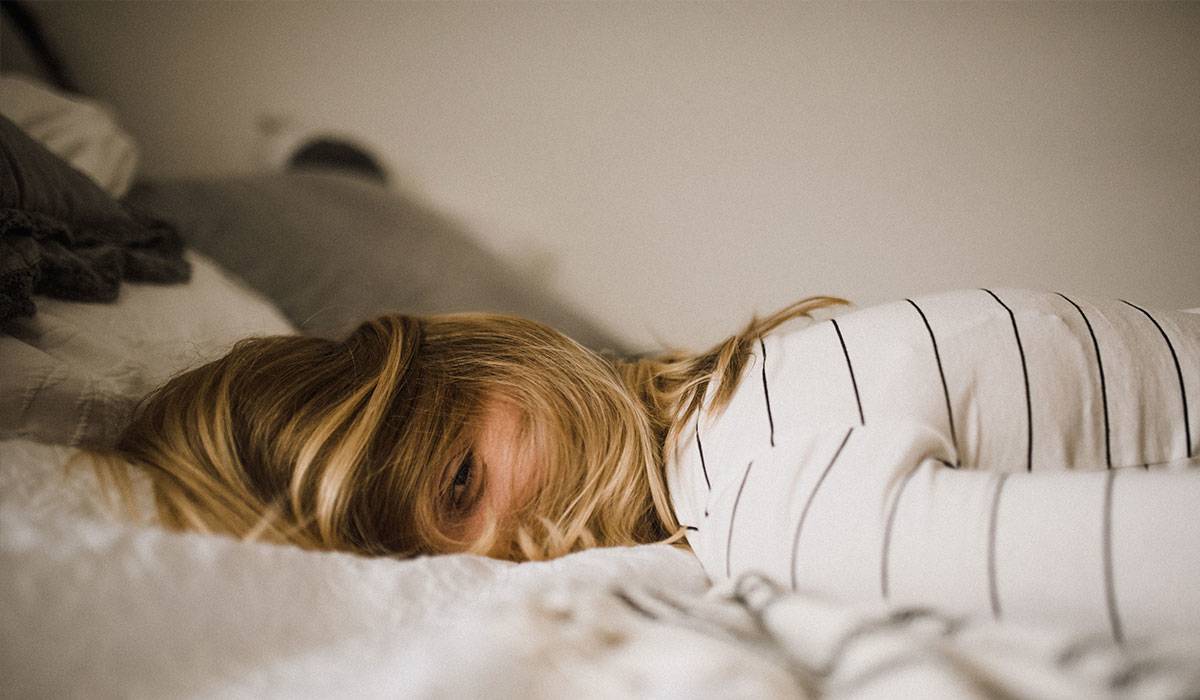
top-left (0, 205), bottom-right (190, 323)
top-left (0, 114), bottom-right (190, 324)
top-left (5, 438), bottom-right (1199, 698)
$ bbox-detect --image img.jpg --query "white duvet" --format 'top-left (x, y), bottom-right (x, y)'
top-left (3, 438), bottom-right (1198, 699)
top-left (3, 261), bottom-right (1197, 697)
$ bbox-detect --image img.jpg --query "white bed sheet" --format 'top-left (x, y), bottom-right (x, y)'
top-left (2, 439), bottom-right (1198, 699)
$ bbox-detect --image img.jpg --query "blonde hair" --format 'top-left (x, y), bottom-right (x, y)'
top-left (94, 297), bottom-right (846, 561)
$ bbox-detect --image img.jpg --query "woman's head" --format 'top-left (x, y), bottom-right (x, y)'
top-left (102, 295), bottom-right (846, 561)
top-left (108, 313), bottom-right (677, 560)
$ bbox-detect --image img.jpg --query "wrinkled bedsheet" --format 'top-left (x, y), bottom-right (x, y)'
top-left (2, 439), bottom-right (1198, 699)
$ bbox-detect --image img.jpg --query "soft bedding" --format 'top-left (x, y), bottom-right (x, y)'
top-left (1, 232), bottom-right (1197, 699)
top-left (0, 74), bottom-right (139, 198)
top-left (2, 277), bottom-right (1198, 700)
top-left (3, 438), bottom-right (1199, 698)
top-left (2, 257), bottom-right (1199, 698)
top-left (0, 114), bottom-right (189, 323)
top-left (0, 250), bottom-right (293, 446)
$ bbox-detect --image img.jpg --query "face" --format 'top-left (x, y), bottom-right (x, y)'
top-left (451, 398), bottom-right (539, 540)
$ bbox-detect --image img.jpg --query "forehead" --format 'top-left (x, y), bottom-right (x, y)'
top-left (476, 399), bottom-right (526, 451)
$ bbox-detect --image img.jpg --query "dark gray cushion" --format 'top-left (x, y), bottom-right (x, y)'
top-left (0, 116), bottom-right (189, 323)
top-left (124, 171), bottom-right (624, 352)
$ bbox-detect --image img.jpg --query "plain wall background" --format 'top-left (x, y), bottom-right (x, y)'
top-left (10, 1), bottom-right (1199, 350)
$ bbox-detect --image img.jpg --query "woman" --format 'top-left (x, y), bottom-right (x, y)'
top-left (98, 290), bottom-right (1199, 635)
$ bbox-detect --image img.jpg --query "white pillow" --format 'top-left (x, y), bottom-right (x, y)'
top-left (0, 73), bottom-right (139, 197)
top-left (0, 251), bottom-right (296, 447)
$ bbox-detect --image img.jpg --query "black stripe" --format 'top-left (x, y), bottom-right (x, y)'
top-left (831, 319), bottom-right (864, 425)
top-left (790, 427), bottom-right (854, 590)
top-left (1102, 469), bottom-right (1124, 643)
top-left (987, 473), bottom-right (1008, 620)
top-left (1056, 293), bottom-right (1113, 469)
top-left (983, 289), bottom-right (1033, 472)
top-left (907, 299), bottom-right (960, 467)
top-left (696, 427), bottom-right (711, 491)
top-left (1121, 300), bottom-right (1193, 459)
top-left (880, 465), bottom-right (919, 600)
top-left (759, 337), bottom-right (776, 447)
top-left (725, 460), bottom-right (755, 578)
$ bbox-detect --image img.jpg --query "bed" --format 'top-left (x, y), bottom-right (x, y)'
top-left (3, 19), bottom-right (1200, 698)
top-left (6, 416), bottom-right (1200, 698)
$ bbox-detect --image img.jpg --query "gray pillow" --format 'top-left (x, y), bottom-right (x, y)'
top-left (124, 171), bottom-right (625, 353)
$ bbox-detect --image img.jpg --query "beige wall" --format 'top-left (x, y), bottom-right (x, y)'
top-left (17, 1), bottom-right (1200, 350)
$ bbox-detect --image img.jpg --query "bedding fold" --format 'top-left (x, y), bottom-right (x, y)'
top-left (4, 438), bottom-right (1199, 698)
top-left (1, 116), bottom-right (189, 323)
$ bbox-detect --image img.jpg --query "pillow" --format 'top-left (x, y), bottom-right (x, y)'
top-left (124, 171), bottom-right (626, 353)
top-left (0, 74), bottom-right (139, 197)
top-left (0, 115), bottom-right (189, 322)
top-left (0, 251), bottom-right (295, 447)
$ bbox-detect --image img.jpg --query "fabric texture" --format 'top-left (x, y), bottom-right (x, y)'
top-left (0, 115), bottom-right (189, 323)
top-left (0, 251), bottom-right (294, 447)
top-left (0, 74), bottom-right (139, 197)
top-left (669, 289), bottom-right (1200, 638)
top-left (4, 436), bottom-right (1197, 698)
top-left (123, 171), bottom-right (626, 353)
top-left (9, 434), bottom-right (1200, 696)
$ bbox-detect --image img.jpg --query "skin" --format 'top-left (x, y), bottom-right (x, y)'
top-left (458, 398), bottom-right (537, 539)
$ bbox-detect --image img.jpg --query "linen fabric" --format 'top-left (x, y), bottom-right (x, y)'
top-left (0, 74), bottom-right (139, 197)
top-left (0, 251), bottom-right (294, 447)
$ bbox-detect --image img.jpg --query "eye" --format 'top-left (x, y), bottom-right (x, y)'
top-left (450, 453), bottom-right (477, 508)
